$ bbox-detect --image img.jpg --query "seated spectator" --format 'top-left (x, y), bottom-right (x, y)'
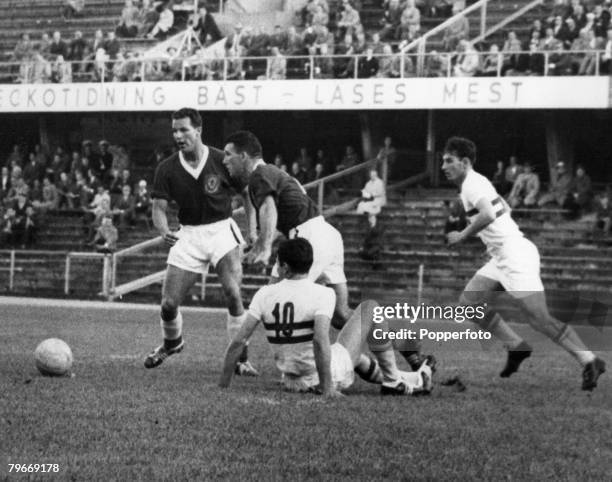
top-left (32, 177), bottom-right (60, 212)
top-left (56, 172), bottom-right (76, 209)
top-left (53, 55), bottom-right (73, 83)
top-left (425, 49), bottom-right (450, 77)
top-left (594, 191), bottom-right (611, 236)
top-left (39, 33), bottom-right (51, 58)
top-left (547, 43), bottom-right (573, 76)
top-left (558, 17), bottom-right (579, 49)
top-left (508, 162), bottom-right (540, 208)
top-left (358, 47), bottom-right (379, 78)
top-left (62, 0), bottom-right (85, 19)
top-left (570, 164), bottom-right (593, 213)
top-left (480, 44), bottom-right (501, 76)
top-left (356, 169), bottom-right (386, 228)
top-left (112, 184), bottom-right (135, 228)
top-left (502, 31), bottom-right (523, 75)
top-left (116, 0), bottom-right (141, 38)
top-left (134, 179), bottom-right (152, 224)
top-left (30, 49), bottom-right (52, 84)
top-left (397, 0), bottom-right (421, 40)
top-left (193, 5), bottom-right (222, 45)
top-left (289, 161), bottom-right (307, 184)
top-left (453, 40), bottom-right (479, 77)
top-left (12, 193), bottom-right (36, 248)
top-left (337, 1), bottom-right (362, 39)
top-left (538, 161), bottom-right (574, 208)
top-left (85, 193), bottom-right (112, 240)
top-left (380, 0), bottom-right (404, 41)
top-left (91, 216), bottom-right (118, 253)
top-left (268, 46), bottom-right (287, 79)
top-left (147, 4), bottom-right (174, 40)
top-left (23, 153), bottom-right (44, 185)
top-left (443, 2), bottom-right (469, 51)
top-left (49, 31), bottom-right (69, 60)
top-left (541, 27), bottom-right (562, 52)
top-left (312, 4), bottom-right (329, 29)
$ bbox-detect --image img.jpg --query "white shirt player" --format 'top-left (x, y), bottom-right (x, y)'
top-left (248, 278), bottom-right (336, 377)
top-left (460, 169), bottom-right (523, 252)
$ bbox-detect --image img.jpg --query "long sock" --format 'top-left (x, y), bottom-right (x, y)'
top-left (372, 349), bottom-right (401, 383)
top-left (486, 313), bottom-right (524, 350)
top-left (161, 311), bottom-right (183, 349)
top-left (553, 324), bottom-right (596, 366)
top-left (355, 353), bottom-right (383, 384)
top-left (227, 313), bottom-right (249, 362)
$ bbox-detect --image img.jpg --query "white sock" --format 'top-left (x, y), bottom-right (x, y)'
top-left (398, 371), bottom-right (424, 393)
top-left (161, 311), bottom-right (183, 340)
top-left (227, 312), bottom-right (247, 342)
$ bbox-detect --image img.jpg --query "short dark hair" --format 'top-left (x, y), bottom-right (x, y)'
top-left (444, 136), bottom-right (477, 165)
top-left (224, 130), bottom-right (263, 158)
top-left (171, 108), bottom-right (202, 128)
top-left (277, 238), bottom-right (313, 275)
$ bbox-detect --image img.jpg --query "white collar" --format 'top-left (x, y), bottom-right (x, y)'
top-left (179, 145), bottom-right (209, 180)
top-left (253, 159), bottom-right (266, 170)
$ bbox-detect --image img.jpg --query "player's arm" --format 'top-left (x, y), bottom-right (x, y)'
top-left (245, 195), bottom-right (277, 265)
top-left (152, 198), bottom-right (178, 246)
top-left (447, 197), bottom-right (495, 244)
top-left (241, 187), bottom-right (257, 245)
top-left (312, 313), bottom-right (336, 397)
top-left (219, 313), bottom-right (261, 388)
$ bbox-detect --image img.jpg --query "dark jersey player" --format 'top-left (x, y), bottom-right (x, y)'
top-left (144, 108), bottom-right (258, 376)
top-left (222, 130), bottom-right (351, 329)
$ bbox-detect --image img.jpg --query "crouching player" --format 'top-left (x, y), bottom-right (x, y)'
top-left (219, 238), bottom-right (434, 397)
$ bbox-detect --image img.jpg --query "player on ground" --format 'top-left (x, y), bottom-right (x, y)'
top-left (222, 130), bottom-right (431, 372)
top-left (144, 108), bottom-right (258, 376)
top-left (442, 136), bottom-right (606, 391)
top-left (219, 238), bottom-right (434, 396)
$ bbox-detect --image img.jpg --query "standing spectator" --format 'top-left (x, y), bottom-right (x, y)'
top-left (91, 29), bottom-right (105, 54)
top-left (337, 1), bottom-right (362, 39)
top-left (504, 156), bottom-right (522, 188)
top-left (339, 145), bottom-right (360, 170)
top-left (193, 5), bottom-right (222, 45)
top-left (116, 0), bottom-right (140, 38)
top-left (30, 49), bottom-right (52, 83)
top-left (119, 168), bottom-right (133, 192)
top-left (508, 162), bottom-right (540, 208)
top-left (23, 153), bottom-right (44, 184)
top-left (112, 184), bottom-right (136, 228)
top-left (570, 164), bottom-right (593, 213)
top-left (91, 216), bottom-right (118, 253)
top-left (376, 136), bottom-right (397, 181)
top-left (62, 0), bottom-right (85, 19)
top-left (134, 179), bottom-right (152, 224)
top-left (480, 44), bottom-right (501, 76)
top-left (68, 31), bottom-right (87, 72)
top-left (49, 31), bottom-right (68, 59)
top-left (398, 0), bottom-right (421, 39)
top-left (492, 160), bottom-right (508, 195)
top-left (147, 3), bottom-right (174, 40)
top-left (538, 161), bottom-right (574, 208)
top-left (104, 31), bottom-right (121, 61)
top-left (12, 193), bottom-right (35, 248)
top-left (98, 140), bottom-right (113, 182)
top-left (358, 47), bottom-right (379, 78)
top-left (443, 3), bottom-right (469, 51)
top-left (356, 169), bottom-right (386, 228)
top-left (13, 34), bottom-right (34, 82)
top-left (268, 46), bottom-right (287, 79)
top-left (39, 33), bottom-right (51, 58)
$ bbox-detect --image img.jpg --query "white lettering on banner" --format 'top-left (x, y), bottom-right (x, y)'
top-left (0, 78), bottom-right (608, 112)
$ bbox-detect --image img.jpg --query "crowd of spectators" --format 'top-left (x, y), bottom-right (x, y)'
top-left (0, 141), bottom-right (152, 251)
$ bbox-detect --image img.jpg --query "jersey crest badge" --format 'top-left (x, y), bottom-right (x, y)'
top-left (204, 174), bottom-right (221, 194)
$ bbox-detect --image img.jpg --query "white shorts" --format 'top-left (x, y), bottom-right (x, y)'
top-left (476, 237), bottom-right (544, 296)
top-left (272, 216), bottom-right (347, 285)
top-left (167, 218), bottom-right (244, 274)
top-left (281, 343), bottom-right (355, 392)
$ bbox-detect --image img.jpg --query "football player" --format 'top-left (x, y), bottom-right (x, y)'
top-left (143, 108), bottom-right (258, 376)
top-left (442, 136), bottom-right (605, 390)
top-left (219, 238), bottom-right (434, 396)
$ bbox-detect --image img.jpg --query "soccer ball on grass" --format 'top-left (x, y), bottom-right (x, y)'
top-left (34, 338), bottom-right (73, 376)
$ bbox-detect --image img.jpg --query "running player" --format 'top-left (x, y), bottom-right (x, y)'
top-left (219, 238), bottom-right (434, 396)
top-left (143, 108), bottom-right (258, 376)
top-left (442, 136), bottom-right (605, 391)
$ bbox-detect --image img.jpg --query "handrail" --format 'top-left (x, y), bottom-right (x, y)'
top-left (401, 0), bottom-right (490, 53)
top-left (470, 0), bottom-right (544, 46)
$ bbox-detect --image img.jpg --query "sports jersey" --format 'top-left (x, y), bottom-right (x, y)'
top-left (460, 169), bottom-right (523, 251)
top-left (248, 278), bottom-right (336, 376)
top-left (152, 146), bottom-right (243, 226)
top-left (248, 163), bottom-right (319, 237)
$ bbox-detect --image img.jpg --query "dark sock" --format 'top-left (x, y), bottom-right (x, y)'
top-left (400, 350), bottom-right (421, 370)
top-left (239, 345), bottom-right (248, 363)
top-left (163, 336), bottom-right (182, 350)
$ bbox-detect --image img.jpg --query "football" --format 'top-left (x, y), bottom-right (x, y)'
top-left (34, 338), bottom-right (73, 376)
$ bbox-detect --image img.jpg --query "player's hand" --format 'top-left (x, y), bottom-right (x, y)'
top-left (244, 246), bottom-right (271, 268)
top-left (162, 231), bottom-right (179, 247)
top-left (446, 231), bottom-right (464, 245)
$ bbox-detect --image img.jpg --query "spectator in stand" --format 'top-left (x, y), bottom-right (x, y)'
top-left (13, 34), bottom-right (34, 82)
top-left (85, 189), bottom-right (112, 239)
top-left (91, 215), bottom-right (118, 253)
top-left (31, 48), bottom-right (52, 83)
top-left (558, 17), bottom-right (580, 49)
top-left (113, 184), bottom-right (136, 228)
top-left (92, 29), bottom-right (105, 54)
top-left (268, 46), bottom-right (287, 79)
top-left (30, 179), bottom-right (43, 205)
top-left (23, 153), bottom-right (44, 185)
top-left (119, 168), bottom-right (133, 192)
top-left (377, 43), bottom-right (401, 77)
top-left (33, 177), bottom-right (60, 212)
top-left (358, 47), bottom-right (379, 78)
top-left (538, 161), bottom-right (574, 208)
top-left (502, 31), bottom-right (523, 75)
top-left (53, 55), bottom-right (73, 83)
top-left (72, 170), bottom-right (89, 208)
top-left (593, 5), bottom-right (610, 39)
top-left (116, 0), bottom-right (141, 38)
top-left (572, 3), bottom-right (587, 30)
top-left (39, 33), bottom-right (51, 58)
top-left (147, 3), bottom-right (174, 40)
top-left (541, 26), bottom-right (562, 51)
top-left (134, 179), bottom-right (152, 224)
top-left (46, 152), bottom-right (67, 182)
top-left (602, 27), bottom-right (612, 74)
top-left (339, 145), bottom-right (360, 171)
top-left (397, 0), bottom-right (421, 40)
top-left (453, 40), bottom-right (479, 77)
top-left (82, 140), bottom-right (101, 175)
top-left (312, 162), bottom-right (325, 182)
top-left (504, 155), bottom-right (522, 188)
top-left (380, 0), bottom-right (404, 41)
top-left (56, 171), bottom-right (76, 209)
top-left (480, 44), bottom-right (501, 76)
top-left (525, 31), bottom-right (545, 75)
top-left (193, 5), bottom-right (222, 45)
top-left (1, 167), bottom-right (11, 201)
top-left (290, 161), bottom-right (308, 184)
top-left (68, 31), bottom-right (87, 73)
top-left (508, 162), bottom-right (540, 208)
top-left (570, 164), bottom-right (593, 213)
top-left (594, 191), bottom-right (611, 236)
top-left (443, 2), bottom-right (469, 51)
top-left (337, 1), bottom-right (362, 39)
top-left (376, 136), bottom-right (397, 180)
top-left (312, 4), bottom-right (329, 29)
top-left (105, 31), bottom-right (121, 61)
top-left (547, 42), bottom-right (573, 75)
top-left (12, 192), bottom-right (35, 248)
top-left (5, 145), bottom-right (24, 169)
top-left (356, 169), bottom-right (386, 228)
top-left (49, 31), bottom-right (68, 59)
top-left (1, 207), bottom-right (16, 246)
top-left (530, 18), bottom-right (544, 39)
top-left (62, 0), bottom-right (85, 20)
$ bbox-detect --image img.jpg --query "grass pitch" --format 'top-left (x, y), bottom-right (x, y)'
top-left (1, 300), bottom-right (611, 480)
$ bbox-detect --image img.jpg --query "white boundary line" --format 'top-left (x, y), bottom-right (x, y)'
top-left (0, 296), bottom-right (227, 314)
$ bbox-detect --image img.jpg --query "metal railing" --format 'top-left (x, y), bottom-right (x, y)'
top-left (2, 48), bottom-right (609, 84)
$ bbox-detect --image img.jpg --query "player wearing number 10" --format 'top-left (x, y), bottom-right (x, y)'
top-left (219, 238), bottom-right (434, 397)
top-left (442, 136), bottom-right (605, 391)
